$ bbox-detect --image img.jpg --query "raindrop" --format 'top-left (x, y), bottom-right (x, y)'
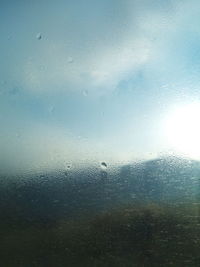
top-left (100, 170), bottom-right (107, 181)
top-left (16, 133), bottom-right (20, 138)
top-left (10, 87), bottom-right (19, 95)
top-left (65, 163), bottom-right (72, 170)
top-left (36, 33), bottom-right (42, 40)
top-left (39, 65), bottom-right (45, 70)
top-left (83, 90), bottom-right (88, 96)
top-left (67, 56), bottom-right (74, 63)
top-left (131, 193), bottom-right (136, 199)
top-left (48, 106), bottom-right (55, 113)
top-left (101, 162), bottom-right (107, 169)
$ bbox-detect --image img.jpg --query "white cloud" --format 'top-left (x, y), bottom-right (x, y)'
top-left (19, 1), bottom-right (179, 95)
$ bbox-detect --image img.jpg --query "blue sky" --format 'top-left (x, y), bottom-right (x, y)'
top-left (1, 0), bottom-right (200, 173)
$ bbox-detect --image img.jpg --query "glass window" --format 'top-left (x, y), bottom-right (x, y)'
top-left (1, 1), bottom-right (200, 266)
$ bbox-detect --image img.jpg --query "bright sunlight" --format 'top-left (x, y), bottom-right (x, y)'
top-left (164, 102), bottom-right (200, 159)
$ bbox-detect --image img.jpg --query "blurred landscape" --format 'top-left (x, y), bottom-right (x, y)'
top-left (0, 156), bottom-right (200, 266)
top-left (2, 0), bottom-right (200, 266)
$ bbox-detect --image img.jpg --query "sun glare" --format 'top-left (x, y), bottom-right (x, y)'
top-left (165, 103), bottom-right (200, 159)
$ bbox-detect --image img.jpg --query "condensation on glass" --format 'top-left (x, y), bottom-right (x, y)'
top-left (0, 1), bottom-right (200, 266)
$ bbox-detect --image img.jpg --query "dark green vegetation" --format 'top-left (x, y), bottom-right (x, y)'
top-left (0, 156), bottom-right (200, 266)
top-left (1, 203), bottom-right (200, 266)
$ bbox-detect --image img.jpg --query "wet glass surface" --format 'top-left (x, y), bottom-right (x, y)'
top-left (1, 1), bottom-right (200, 266)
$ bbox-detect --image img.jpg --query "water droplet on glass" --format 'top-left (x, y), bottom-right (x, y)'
top-left (16, 133), bottom-right (20, 138)
top-left (101, 162), bottom-right (107, 169)
top-left (83, 90), bottom-right (88, 96)
top-left (49, 106), bottom-right (55, 114)
top-left (1, 80), bottom-right (7, 86)
top-left (131, 193), bottom-right (136, 199)
top-left (10, 87), bottom-right (19, 95)
top-left (67, 57), bottom-right (74, 63)
top-left (36, 33), bottom-right (42, 40)
top-left (39, 65), bottom-right (45, 70)
top-left (65, 163), bottom-right (72, 170)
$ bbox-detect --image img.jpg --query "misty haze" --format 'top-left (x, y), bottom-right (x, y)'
top-left (1, 0), bottom-right (200, 266)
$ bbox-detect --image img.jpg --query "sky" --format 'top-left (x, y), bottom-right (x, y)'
top-left (1, 0), bottom-right (200, 173)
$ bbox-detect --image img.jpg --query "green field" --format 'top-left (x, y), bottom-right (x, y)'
top-left (1, 202), bottom-right (200, 267)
